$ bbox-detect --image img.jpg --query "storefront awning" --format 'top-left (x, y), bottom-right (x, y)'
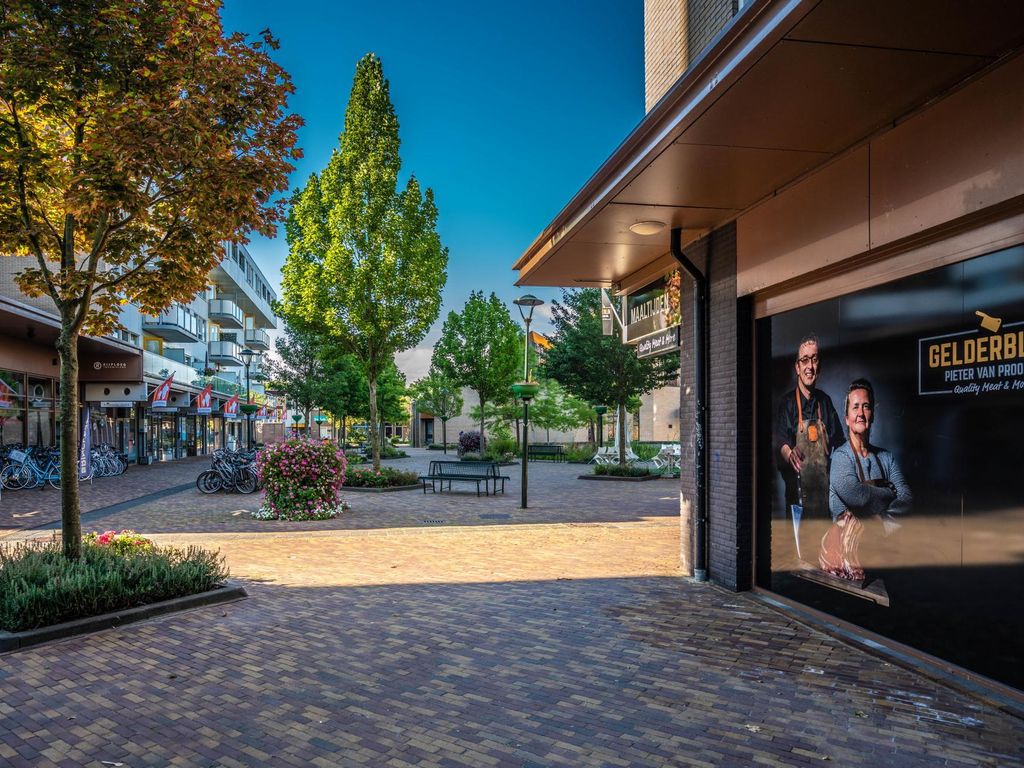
top-left (513, 0), bottom-right (1024, 292)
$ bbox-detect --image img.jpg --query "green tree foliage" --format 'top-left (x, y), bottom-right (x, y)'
top-left (542, 289), bottom-right (679, 465)
top-left (529, 379), bottom-right (591, 442)
top-left (411, 370), bottom-right (463, 453)
top-left (432, 291), bottom-right (520, 445)
top-left (279, 53), bottom-right (447, 470)
top-left (263, 323), bottom-right (327, 428)
top-left (0, 0), bottom-right (301, 558)
top-left (316, 348), bottom-right (365, 443)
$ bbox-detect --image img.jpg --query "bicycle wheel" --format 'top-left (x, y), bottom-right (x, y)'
top-left (1, 464), bottom-right (29, 490)
top-left (47, 468), bottom-right (62, 489)
top-left (197, 470), bottom-right (223, 494)
top-left (237, 467), bottom-right (258, 494)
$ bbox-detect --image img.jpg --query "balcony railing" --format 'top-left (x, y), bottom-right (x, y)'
top-left (141, 305), bottom-right (202, 343)
top-left (208, 298), bottom-right (244, 329)
top-left (208, 340), bottom-right (243, 366)
top-left (244, 328), bottom-right (271, 350)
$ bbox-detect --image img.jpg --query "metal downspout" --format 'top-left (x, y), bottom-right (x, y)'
top-left (671, 227), bottom-right (709, 583)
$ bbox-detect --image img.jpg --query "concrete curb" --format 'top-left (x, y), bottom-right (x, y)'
top-left (0, 582), bottom-right (248, 653)
top-left (344, 484), bottom-right (421, 493)
top-left (578, 474), bottom-right (660, 482)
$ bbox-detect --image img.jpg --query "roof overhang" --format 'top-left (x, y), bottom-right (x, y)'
top-left (0, 294), bottom-right (141, 358)
top-left (513, 0), bottom-right (1024, 293)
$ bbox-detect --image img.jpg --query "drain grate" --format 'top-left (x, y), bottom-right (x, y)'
top-left (422, 519), bottom-right (446, 524)
top-left (479, 513), bottom-right (511, 520)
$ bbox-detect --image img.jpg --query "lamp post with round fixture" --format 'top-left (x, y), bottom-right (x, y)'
top-left (594, 404), bottom-right (608, 448)
top-left (512, 294), bottom-right (544, 509)
top-left (239, 348), bottom-right (262, 450)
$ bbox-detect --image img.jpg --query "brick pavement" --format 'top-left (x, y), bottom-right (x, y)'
top-left (0, 456), bottom-right (209, 539)
top-left (0, 449), bottom-right (1022, 766)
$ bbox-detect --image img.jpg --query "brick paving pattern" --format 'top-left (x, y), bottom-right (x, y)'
top-left (0, 449), bottom-right (1021, 766)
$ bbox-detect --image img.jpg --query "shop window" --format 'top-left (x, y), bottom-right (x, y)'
top-left (758, 244), bottom-right (1024, 690)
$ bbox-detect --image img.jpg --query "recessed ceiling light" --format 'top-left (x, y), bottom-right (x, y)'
top-left (628, 220), bottom-right (666, 236)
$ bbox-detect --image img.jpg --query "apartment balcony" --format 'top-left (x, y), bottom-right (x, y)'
top-left (141, 305), bottom-right (202, 343)
top-left (208, 298), bottom-right (244, 329)
top-left (207, 340), bottom-right (243, 367)
top-left (244, 328), bottom-right (271, 351)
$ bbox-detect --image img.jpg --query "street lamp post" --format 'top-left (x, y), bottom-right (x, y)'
top-left (594, 405), bottom-right (608, 448)
top-left (239, 348), bottom-right (261, 450)
top-left (512, 294), bottom-right (544, 509)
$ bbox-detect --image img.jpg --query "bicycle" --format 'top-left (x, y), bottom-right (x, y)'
top-left (196, 448), bottom-right (258, 494)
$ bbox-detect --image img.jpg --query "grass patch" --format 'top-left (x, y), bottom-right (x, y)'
top-left (0, 538), bottom-right (228, 632)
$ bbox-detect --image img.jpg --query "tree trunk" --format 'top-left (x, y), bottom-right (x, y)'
top-left (618, 404), bottom-right (626, 467)
top-left (587, 419), bottom-right (594, 444)
top-left (478, 393), bottom-right (486, 451)
top-left (304, 408), bottom-right (311, 438)
top-left (57, 326), bottom-right (82, 560)
top-left (442, 418), bottom-right (447, 454)
top-left (368, 375), bottom-right (380, 470)
top-left (341, 417), bottom-right (347, 445)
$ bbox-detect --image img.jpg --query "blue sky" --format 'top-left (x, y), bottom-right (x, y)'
top-left (220, 0), bottom-right (644, 379)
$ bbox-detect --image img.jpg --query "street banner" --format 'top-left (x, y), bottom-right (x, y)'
top-left (152, 373), bottom-right (174, 408)
top-left (196, 384), bottom-right (213, 415)
top-left (79, 405), bottom-right (92, 480)
top-left (224, 394), bottom-right (239, 419)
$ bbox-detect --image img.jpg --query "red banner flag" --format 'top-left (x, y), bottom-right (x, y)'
top-left (152, 373), bottom-right (174, 408)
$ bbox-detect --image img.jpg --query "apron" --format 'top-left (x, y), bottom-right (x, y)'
top-left (818, 451), bottom-right (885, 583)
top-left (794, 388), bottom-right (830, 518)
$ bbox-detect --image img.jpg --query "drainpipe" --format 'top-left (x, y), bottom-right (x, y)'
top-left (670, 227), bottom-right (708, 583)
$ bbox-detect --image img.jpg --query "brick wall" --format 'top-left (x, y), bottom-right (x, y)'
top-left (644, 0), bottom-right (740, 113)
top-left (676, 222), bottom-right (753, 591)
top-left (644, 0), bottom-right (688, 112)
top-left (687, 0), bottom-right (736, 68)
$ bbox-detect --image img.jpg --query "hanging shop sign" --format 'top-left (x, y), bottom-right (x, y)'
top-left (223, 394), bottom-right (240, 419)
top-left (919, 311), bottom-right (1024, 396)
top-left (636, 326), bottom-right (681, 358)
top-left (624, 270), bottom-right (682, 358)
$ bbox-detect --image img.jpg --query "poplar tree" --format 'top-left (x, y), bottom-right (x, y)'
top-left (280, 54), bottom-right (447, 470)
top-left (0, 0), bottom-right (300, 558)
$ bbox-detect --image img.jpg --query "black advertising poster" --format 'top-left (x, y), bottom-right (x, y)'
top-left (761, 244), bottom-right (1024, 690)
top-left (624, 270), bottom-right (681, 344)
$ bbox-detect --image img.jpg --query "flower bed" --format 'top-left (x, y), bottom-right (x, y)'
top-left (254, 438), bottom-right (347, 521)
top-left (594, 464), bottom-right (652, 477)
top-left (0, 534), bottom-right (228, 633)
top-left (345, 466), bottom-right (419, 489)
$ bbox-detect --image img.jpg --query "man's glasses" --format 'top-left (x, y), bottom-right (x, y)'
top-left (797, 355), bottom-right (819, 366)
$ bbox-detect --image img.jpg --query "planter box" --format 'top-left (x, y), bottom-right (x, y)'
top-left (578, 473), bottom-right (659, 482)
top-left (343, 484), bottom-right (420, 493)
top-left (0, 582), bottom-right (247, 653)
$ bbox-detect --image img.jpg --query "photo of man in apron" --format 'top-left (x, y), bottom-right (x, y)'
top-left (774, 334), bottom-right (845, 566)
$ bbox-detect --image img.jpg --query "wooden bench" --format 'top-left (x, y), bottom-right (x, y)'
top-left (419, 460), bottom-right (509, 496)
top-left (527, 444), bottom-right (565, 462)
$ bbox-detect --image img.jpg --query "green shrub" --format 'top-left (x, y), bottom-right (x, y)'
top-left (427, 443), bottom-right (456, 450)
top-left (630, 441), bottom-right (661, 461)
top-left (345, 467), bottom-right (419, 488)
top-left (565, 443), bottom-right (597, 462)
top-left (0, 539), bottom-right (229, 632)
top-left (594, 464), bottom-right (652, 477)
top-left (379, 444), bottom-right (408, 459)
top-left (460, 452), bottom-right (482, 462)
top-left (483, 436), bottom-right (518, 462)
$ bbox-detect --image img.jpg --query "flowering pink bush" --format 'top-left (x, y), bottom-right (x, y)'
top-left (254, 438), bottom-right (347, 521)
top-left (83, 529), bottom-right (155, 555)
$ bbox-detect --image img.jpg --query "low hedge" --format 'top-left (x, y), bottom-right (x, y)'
top-left (0, 535), bottom-right (228, 632)
top-left (345, 467), bottom-right (420, 488)
top-left (594, 464), bottom-right (652, 478)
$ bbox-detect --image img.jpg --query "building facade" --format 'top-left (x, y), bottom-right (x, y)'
top-left (0, 242), bottom-right (282, 462)
top-left (514, 0), bottom-right (1024, 694)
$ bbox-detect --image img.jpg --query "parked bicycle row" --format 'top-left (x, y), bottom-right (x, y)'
top-left (196, 448), bottom-right (260, 494)
top-left (0, 444), bottom-right (129, 491)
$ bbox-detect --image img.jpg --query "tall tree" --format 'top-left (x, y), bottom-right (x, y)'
top-left (263, 323), bottom-right (326, 430)
top-left (529, 378), bottom-right (591, 443)
top-left (543, 289), bottom-right (679, 465)
top-left (315, 347), bottom-right (365, 444)
top-left (280, 53), bottom-right (447, 470)
top-left (0, 0), bottom-right (300, 558)
top-left (411, 370), bottom-right (463, 453)
top-left (432, 291), bottom-right (520, 446)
